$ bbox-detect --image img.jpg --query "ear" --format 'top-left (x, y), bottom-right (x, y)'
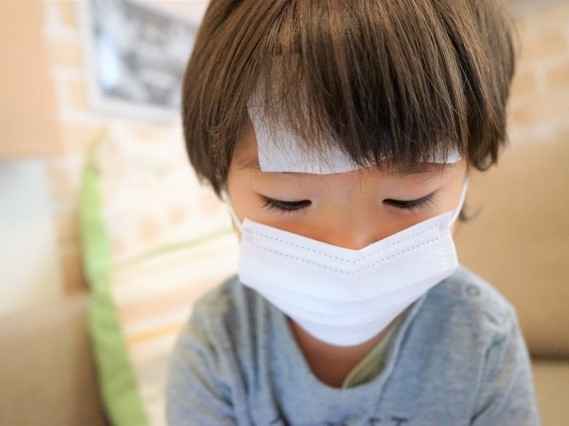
top-left (451, 205), bottom-right (467, 237)
top-left (451, 220), bottom-right (459, 236)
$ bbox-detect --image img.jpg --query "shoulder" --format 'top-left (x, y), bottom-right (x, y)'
top-left (422, 264), bottom-right (518, 342)
top-left (176, 273), bottom-right (262, 351)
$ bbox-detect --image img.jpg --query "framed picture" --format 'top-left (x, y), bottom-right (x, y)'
top-left (79, 0), bottom-right (202, 121)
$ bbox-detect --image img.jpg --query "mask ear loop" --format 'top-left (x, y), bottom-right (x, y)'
top-left (221, 190), bottom-right (243, 232)
top-left (450, 177), bottom-right (470, 225)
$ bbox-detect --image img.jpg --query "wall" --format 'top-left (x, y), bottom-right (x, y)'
top-left (1, 1), bottom-right (62, 157)
top-left (508, 2), bottom-right (569, 144)
top-left (0, 0), bottom-right (65, 315)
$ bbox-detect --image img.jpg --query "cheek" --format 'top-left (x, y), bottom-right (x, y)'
top-left (431, 181), bottom-right (468, 211)
top-left (429, 161), bottom-right (468, 212)
top-left (225, 172), bottom-right (260, 223)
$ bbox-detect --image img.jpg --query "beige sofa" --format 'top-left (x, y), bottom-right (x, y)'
top-left (455, 132), bottom-right (569, 425)
top-left (1, 135), bottom-right (567, 426)
top-left (0, 294), bottom-right (109, 426)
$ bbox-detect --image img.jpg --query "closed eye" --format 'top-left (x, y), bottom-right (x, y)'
top-left (383, 192), bottom-right (436, 211)
top-left (260, 191), bottom-right (437, 215)
top-left (261, 196), bottom-right (311, 214)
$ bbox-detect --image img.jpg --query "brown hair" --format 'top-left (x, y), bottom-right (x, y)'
top-left (181, 0), bottom-right (518, 203)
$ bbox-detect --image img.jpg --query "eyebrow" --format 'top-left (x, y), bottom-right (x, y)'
top-left (236, 156), bottom-right (451, 176)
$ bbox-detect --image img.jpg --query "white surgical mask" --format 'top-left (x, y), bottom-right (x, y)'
top-left (221, 180), bottom-right (468, 347)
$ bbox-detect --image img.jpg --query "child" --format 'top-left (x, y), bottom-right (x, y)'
top-left (167, 1), bottom-right (540, 425)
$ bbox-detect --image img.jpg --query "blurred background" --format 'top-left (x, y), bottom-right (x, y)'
top-left (1, 1), bottom-right (568, 425)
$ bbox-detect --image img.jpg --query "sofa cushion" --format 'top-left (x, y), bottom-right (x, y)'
top-left (80, 134), bottom-right (238, 426)
top-left (531, 359), bottom-right (569, 426)
top-left (0, 294), bottom-right (109, 426)
top-left (455, 132), bottom-right (569, 357)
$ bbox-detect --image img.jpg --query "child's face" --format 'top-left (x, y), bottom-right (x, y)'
top-left (227, 117), bottom-right (468, 249)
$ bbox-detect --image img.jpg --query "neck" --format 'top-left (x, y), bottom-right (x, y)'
top-left (286, 310), bottom-right (407, 388)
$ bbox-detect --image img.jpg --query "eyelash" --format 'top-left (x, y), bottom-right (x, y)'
top-left (260, 193), bottom-right (436, 215)
top-left (261, 197), bottom-right (311, 215)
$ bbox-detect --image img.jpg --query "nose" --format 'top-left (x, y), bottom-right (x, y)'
top-left (314, 215), bottom-right (391, 251)
top-left (323, 231), bottom-right (382, 251)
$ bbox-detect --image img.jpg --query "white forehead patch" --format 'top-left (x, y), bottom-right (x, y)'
top-left (247, 103), bottom-right (461, 175)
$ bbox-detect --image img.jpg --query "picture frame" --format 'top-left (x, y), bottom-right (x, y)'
top-left (78, 0), bottom-right (201, 121)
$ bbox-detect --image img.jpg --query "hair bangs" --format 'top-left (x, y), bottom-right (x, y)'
top-left (248, 0), bottom-right (491, 170)
top-left (181, 0), bottom-right (516, 197)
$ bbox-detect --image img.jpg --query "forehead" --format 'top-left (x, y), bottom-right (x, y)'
top-left (234, 141), bottom-right (451, 178)
top-left (232, 114), bottom-right (455, 179)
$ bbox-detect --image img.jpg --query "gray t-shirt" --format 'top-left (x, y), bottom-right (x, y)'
top-left (166, 265), bottom-right (540, 425)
